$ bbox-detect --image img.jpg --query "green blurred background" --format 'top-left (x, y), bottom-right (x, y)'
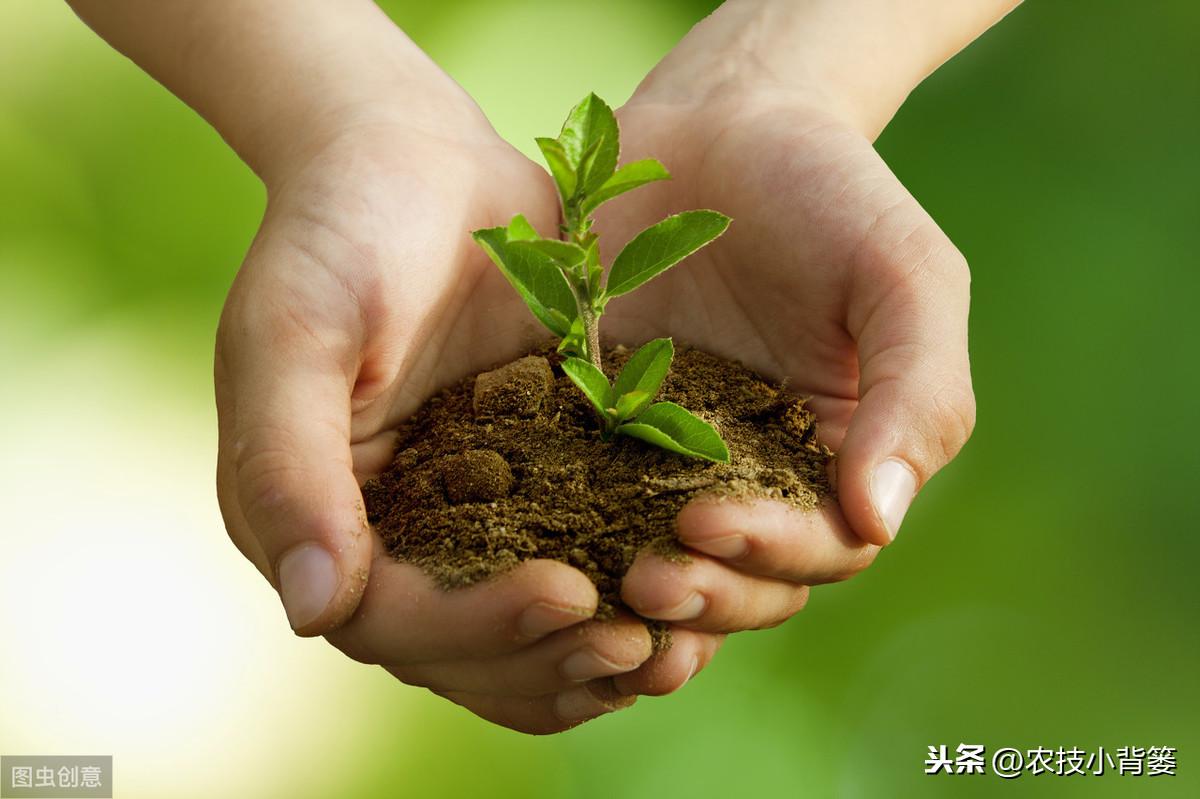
top-left (1, 2), bottom-right (1197, 797)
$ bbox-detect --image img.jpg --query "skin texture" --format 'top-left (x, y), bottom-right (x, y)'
top-left (214, 122), bottom-right (666, 732)
top-left (602, 93), bottom-right (976, 648)
top-left (68, 0), bottom-right (1016, 734)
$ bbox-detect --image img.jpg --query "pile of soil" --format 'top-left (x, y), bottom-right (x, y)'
top-left (362, 343), bottom-right (833, 625)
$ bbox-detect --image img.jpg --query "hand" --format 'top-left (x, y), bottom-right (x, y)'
top-left (76, 0), bottom-right (993, 737)
top-left (595, 59), bottom-right (976, 640)
top-left (214, 106), bottom-right (680, 734)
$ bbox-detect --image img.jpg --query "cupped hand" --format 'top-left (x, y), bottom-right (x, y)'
top-left (597, 88), bottom-right (976, 638)
top-left (214, 107), bottom-right (680, 734)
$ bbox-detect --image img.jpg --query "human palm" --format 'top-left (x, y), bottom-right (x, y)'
top-left (606, 99), bottom-right (958, 443)
top-left (215, 85), bottom-right (975, 736)
top-left (216, 125), bottom-right (669, 734)
top-left (596, 97), bottom-right (975, 625)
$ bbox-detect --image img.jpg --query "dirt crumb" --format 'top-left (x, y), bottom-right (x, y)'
top-left (363, 343), bottom-right (834, 629)
top-left (472, 354), bottom-right (555, 418)
top-left (440, 449), bottom-right (514, 504)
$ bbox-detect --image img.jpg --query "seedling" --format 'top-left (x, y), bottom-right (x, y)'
top-left (472, 94), bottom-right (731, 463)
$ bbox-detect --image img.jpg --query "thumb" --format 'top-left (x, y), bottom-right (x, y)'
top-left (837, 227), bottom-right (977, 547)
top-left (216, 305), bottom-right (372, 637)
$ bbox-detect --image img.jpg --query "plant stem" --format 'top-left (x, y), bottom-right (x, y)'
top-left (564, 204), bottom-right (603, 371)
top-left (580, 303), bottom-right (602, 371)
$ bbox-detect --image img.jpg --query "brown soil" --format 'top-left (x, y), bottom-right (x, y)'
top-left (362, 343), bottom-right (833, 632)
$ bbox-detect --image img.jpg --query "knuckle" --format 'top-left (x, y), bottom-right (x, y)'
top-left (858, 210), bottom-right (937, 276)
top-left (911, 235), bottom-right (969, 287)
top-left (217, 272), bottom-right (360, 372)
top-left (234, 441), bottom-right (304, 518)
top-left (930, 378), bottom-right (978, 462)
top-left (215, 284), bottom-right (280, 351)
top-left (928, 243), bottom-right (971, 289)
top-left (858, 219), bottom-right (970, 317)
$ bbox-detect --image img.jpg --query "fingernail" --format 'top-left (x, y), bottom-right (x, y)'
top-left (559, 649), bottom-right (637, 683)
top-left (684, 534), bottom-right (748, 560)
top-left (870, 458), bottom-right (918, 541)
top-left (643, 592), bottom-right (706, 622)
top-left (518, 602), bottom-right (593, 638)
top-left (682, 655), bottom-right (699, 687)
top-left (277, 543), bottom-right (339, 630)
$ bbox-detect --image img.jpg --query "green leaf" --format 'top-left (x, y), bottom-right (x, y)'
top-left (617, 401), bottom-right (730, 463)
top-left (512, 238), bottom-right (586, 273)
top-left (613, 390), bottom-right (650, 422)
top-left (605, 210), bottom-right (731, 298)
top-left (584, 239), bottom-right (603, 299)
top-left (558, 93), bottom-right (619, 196)
top-left (557, 316), bottom-right (587, 359)
top-left (547, 308), bottom-right (572, 331)
top-left (472, 224), bottom-right (578, 338)
top-left (580, 159), bottom-right (670, 217)
top-left (561, 358), bottom-right (612, 417)
top-left (575, 134), bottom-right (611, 198)
top-left (536, 137), bottom-right (576, 204)
top-left (612, 337), bottom-right (673, 417)
top-left (506, 213), bottom-right (539, 241)
top-left (502, 217), bottom-right (587, 279)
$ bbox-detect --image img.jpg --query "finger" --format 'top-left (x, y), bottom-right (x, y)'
top-left (215, 286), bottom-right (371, 637)
top-left (620, 550), bottom-right (810, 634)
top-left (840, 217), bottom-right (977, 545)
top-left (613, 628), bottom-right (724, 697)
top-left (676, 497), bottom-right (879, 583)
top-left (325, 556), bottom-right (600, 665)
top-left (439, 679), bottom-right (637, 736)
top-left (349, 429), bottom-right (398, 484)
top-left (387, 612), bottom-right (653, 697)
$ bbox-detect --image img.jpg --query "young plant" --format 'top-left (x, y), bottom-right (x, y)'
top-left (472, 94), bottom-right (731, 463)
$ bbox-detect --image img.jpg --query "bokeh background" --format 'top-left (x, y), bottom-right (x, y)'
top-left (2, 1), bottom-right (1197, 797)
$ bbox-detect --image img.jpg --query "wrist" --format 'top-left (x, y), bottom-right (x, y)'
top-left (625, 0), bottom-right (873, 136)
top-left (69, 0), bottom-right (492, 189)
top-left (240, 70), bottom-right (492, 193)
top-left (628, 0), bottom-right (1020, 139)
top-left (217, 31), bottom-right (489, 190)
